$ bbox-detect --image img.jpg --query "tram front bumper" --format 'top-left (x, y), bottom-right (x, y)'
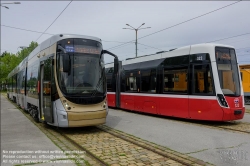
top-left (67, 109), bottom-right (107, 127)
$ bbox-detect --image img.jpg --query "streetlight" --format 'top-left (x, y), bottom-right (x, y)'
top-left (123, 23), bottom-right (151, 57)
top-left (0, 2), bottom-right (21, 9)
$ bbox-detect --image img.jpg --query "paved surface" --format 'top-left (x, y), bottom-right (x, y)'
top-left (239, 105), bottom-right (250, 123)
top-left (106, 108), bottom-right (250, 166)
top-left (0, 95), bottom-right (76, 166)
top-left (245, 104), bottom-right (250, 110)
top-left (64, 127), bottom-right (190, 166)
top-left (237, 113), bottom-right (250, 123)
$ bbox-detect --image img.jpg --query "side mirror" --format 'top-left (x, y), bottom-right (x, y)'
top-left (102, 50), bottom-right (119, 74)
top-left (62, 53), bottom-right (70, 72)
top-left (114, 58), bottom-right (118, 74)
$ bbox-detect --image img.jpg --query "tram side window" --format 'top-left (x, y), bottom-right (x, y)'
top-left (106, 75), bottom-right (112, 92)
top-left (126, 76), bottom-right (137, 92)
top-left (141, 69), bottom-right (156, 93)
top-left (6, 78), bottom-right (9, 92)
top-left (21, 69), bottom-right (26, 94)
top-left (164, 68), bottom-right (188, 93)
top-left (121, 70), bottom-right (126, 92)
top-left (106, 68), bottom-right (112, 92)
top-left (13, 75), bottom-right (17, 93)
top-left (26, 66), bottom-right (31, 95)
top-left (125, 72), bottom-right (139, 92)
top-left (7, 77), bottom-right (12, 92)
top-left (17, 70), bottom-right (23, 94)
top-left (43, 59), bottom-right (52, 95)
top-left (27, 64), bottom-right (39, 97)
top-left (10, 77), bottom-right (13, 92)
top-left (193, 64), bottom-right (214, 94)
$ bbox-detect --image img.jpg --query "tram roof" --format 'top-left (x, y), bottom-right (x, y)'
top-left (8, 34), bottom-right (102, 78)
top-left (27, 34), bottom-right (102, 61)
top-left (105, 43), bottom-right (235, 68)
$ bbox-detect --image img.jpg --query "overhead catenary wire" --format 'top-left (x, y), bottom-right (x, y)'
top-left (206, 33), bottom-right (250, 43)
top-left (102, 40), bottom-right (128, 44)
top-left (103, 40), bottom-right (163, 51)
top-left (106, 0), bottom-right (242, 51)
top-left (2, 23), bottom-right (248, 54)
top-left (35, 1), bottom-right (73, 42)
top-left (1, 22), bottom-right (249, 57)
top-left (1, 25), bottom-right (54, 35)
top-left (137, 43), bottom-right (163, 51)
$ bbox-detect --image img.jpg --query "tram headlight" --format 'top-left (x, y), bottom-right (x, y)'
top-left (63, 101), bottom-right (71, 110)
top-left (103, 101), bottom-right (107, 109)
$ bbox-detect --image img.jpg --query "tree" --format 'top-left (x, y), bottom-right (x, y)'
top-left (16, 41), bottom-right (38, 61)
top-left (0, 41), bottom-right (38, 90)
top-left (0, 52), bottom-right (20, 88)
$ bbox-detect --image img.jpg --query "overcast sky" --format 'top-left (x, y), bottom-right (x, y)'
top-left (1, 1), bottom-right (250, 64)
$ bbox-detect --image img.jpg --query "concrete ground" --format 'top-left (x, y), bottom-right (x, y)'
top-left (0, 95), bottom-right (76, 166)
top-left (236, 113), bottom-right (250, 123)
top-left (245, 104), bottom-right (250, 110)
top-left (235, 104), bottom-right (250, 123)
top-left (106, 108), bottom-right (250, 166)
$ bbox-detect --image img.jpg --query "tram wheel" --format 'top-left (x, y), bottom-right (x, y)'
top-left (31, 109), bottom-right (39, 123)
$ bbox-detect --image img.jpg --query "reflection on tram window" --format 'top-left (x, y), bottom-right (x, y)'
top-left (163, 68), bottom-right (188, 93)
top-left (193, 64), bottom-right (214, 94)
top-left (141, 69), bottom-right (156, 93)
top-left (43, 81), bottom-right (51, 95)
top-left (27, 63), bottom-right (39, 98)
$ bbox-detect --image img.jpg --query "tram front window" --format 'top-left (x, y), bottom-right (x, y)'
top-left (58, 54), bottom-right (105, 95)
top-left (57, 39), bottom-right (105, 96)
top-left (215, 47), bottom-right (240, 96)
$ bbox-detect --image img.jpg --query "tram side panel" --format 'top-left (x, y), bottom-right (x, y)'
top-left (107, 92), bottom-right (116, 107)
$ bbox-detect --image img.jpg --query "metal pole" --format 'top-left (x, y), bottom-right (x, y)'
top-left (135, 30), bottom-right (138, 57)
top-left (123, 23), bottom-right (150, 58)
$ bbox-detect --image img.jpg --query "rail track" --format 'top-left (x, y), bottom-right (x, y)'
top-left (188, 120), bottom-right (250, 134)
top-left (111, 108), bottom-right (250, 135)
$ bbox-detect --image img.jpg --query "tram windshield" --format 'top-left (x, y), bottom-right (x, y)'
top-left (57, 39), bottom-right (105, 96)
top-left (215, 47), bottom-right (240, 96)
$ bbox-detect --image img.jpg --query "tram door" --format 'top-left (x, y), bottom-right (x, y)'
top-left (39, 57), bottom-right (53, 123)
top-left (189, 63), bottom-right (216, 120)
